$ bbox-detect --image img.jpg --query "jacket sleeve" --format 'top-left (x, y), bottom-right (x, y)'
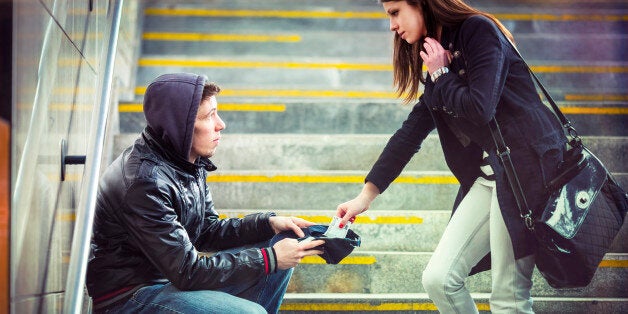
top-left (120, 178), bottom-right (271, 291)
top-left (196, 187), bottom-right (276, 251)
top-left (431, 15), bottom-right (510, 126)
top-left (365, 97), bottom-right (435, 193)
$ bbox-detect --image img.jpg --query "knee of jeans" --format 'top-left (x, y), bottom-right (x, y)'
top-left (422, 267), bottom-right (464, 295)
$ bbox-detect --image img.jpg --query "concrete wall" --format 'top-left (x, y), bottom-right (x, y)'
top-left (10, 0), bottom-right (142, 312)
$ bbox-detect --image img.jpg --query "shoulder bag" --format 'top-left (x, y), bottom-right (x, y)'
top-left (488, 40), bottom-right (628, 289)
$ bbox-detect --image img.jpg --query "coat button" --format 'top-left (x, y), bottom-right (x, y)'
top-left (453, 51), bottom-right (461, 58)
top-left (448, 43), bottom-right (453, 50)
top-left (458, 69), bottom-right (466, 76)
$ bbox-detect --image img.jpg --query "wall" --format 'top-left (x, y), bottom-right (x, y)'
top-left (10, 0), bottom-right (142, 312)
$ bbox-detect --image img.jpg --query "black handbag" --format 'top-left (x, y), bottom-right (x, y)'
top-left (488, 43), bottom-right (628, 288)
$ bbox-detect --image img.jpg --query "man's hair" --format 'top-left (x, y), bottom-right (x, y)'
top-left (201, 83), bottom-right (221, 101)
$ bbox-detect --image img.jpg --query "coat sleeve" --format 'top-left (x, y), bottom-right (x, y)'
top-left (120, 178), bottom-right (270, 291)
top-left (195, 182), bottom-right (276, 251)
top-left (431, 15), bottom-right (510, 126)
top-left (365, 97), bottom-right (435, 193)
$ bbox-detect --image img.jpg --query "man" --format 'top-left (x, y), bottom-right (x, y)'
top-left (87, 73), bottom-right (323, 313)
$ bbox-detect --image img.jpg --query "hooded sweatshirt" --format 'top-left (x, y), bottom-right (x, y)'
top-left (86, 73), bottom-right (277, 308)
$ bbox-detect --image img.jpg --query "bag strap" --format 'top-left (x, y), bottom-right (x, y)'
top-left (504, 37), bottom-right (582, 145)
top-left (488, 119), bottom-right (535, 230)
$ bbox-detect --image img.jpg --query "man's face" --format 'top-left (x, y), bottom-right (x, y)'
top-left (189, 96), bottom-right (226, 163)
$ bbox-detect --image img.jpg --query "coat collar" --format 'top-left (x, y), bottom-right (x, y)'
top-left (142, 128), bottom-right (217, 174)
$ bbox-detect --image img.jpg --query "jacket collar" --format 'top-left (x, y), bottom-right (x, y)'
top-left (142, 128), bottom-right (217, 174)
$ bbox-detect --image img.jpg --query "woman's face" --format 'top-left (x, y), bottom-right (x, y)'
top-left (383, 1), bottom-right (427, 44)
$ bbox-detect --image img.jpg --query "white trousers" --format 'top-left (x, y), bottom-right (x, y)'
top-left (422, 177), bottom-right (535, 314)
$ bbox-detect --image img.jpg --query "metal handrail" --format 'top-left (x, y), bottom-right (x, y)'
top-left (63, 0), bottom-right (124, 312)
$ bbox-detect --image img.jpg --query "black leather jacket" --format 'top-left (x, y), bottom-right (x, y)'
top-left (86, 130), bottom-right (276, 299)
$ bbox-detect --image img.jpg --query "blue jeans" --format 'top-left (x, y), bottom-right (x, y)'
top-left (102, 240), bottom-right (292, 314)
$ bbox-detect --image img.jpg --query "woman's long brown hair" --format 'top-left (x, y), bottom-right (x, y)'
top-left (380, 0), bottom-right (513, 103)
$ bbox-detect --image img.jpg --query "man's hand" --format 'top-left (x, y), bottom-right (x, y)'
top-left (269, 216), bottom-right (315, 238)
top-left (273, 238), bottom-right (325, 270)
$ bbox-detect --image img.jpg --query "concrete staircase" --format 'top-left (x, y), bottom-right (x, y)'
top-left (115, 0), bottom-right (628, 312)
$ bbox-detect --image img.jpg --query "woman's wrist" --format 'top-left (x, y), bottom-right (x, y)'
top-left (430, 66), bottom-right (449, 83)
top-left (360, 182), bottom-right (380, 204)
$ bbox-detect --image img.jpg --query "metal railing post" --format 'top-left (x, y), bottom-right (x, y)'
top-left (63, 0), bottom-right (124, 312)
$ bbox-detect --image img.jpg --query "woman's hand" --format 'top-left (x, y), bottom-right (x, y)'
top-left (420, 37), bottom-right (452, 75)
top-left (273, 238), bottom-right (325, 270)
top-left (269, 216), bottom-right (315, 238)
top-left (335, 182), bottom-right (380, 228)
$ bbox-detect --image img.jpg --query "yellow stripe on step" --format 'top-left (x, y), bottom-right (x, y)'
top-left (142, 32), bottom-right (301, 42)
top-left (119, 103), bottom-right (286, 112)
top-left (560, 107), bottom-right (628, 115)
top-left (300, 253), bottom-right (626, 268)
top-left (530, 65), bottom-right (628, 74)
top-left (297, 215), bottom-right (424, 224)
top-left (121, 100), bottom-right (628, 115)
top-left (145, 7), bottom-right (627, 22)
top-left (300, 255), bottom-right (376, 265)
top-left (57, 213), bottom-right (76, 222)
top-left (565, 94), bottom-right (628, 102)
top-left (138, 59), bottom-right (626, 74)
top-left (599, 260), bottom-right (628, 268)
top-left (138, 59), bottom-right (392, 71)
top-left (280, 302), bottom-right (490, 311)
top-left (145, 8), bottom-right (385, 19)
top-left (135, 86), bottom-right (396, 99)
top-left (219, 214), bottom-right (423, 224)
top-left (206, 174), bottom-right (458, 184)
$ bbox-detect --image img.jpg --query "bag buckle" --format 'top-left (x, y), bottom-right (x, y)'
top-left (497, 146), bottom-right (511, 159)
top-left (523, 214), bottom-right (534, 231)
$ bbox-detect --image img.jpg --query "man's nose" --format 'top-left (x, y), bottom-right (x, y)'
top-left (216, 115), bottom-right (226, 131)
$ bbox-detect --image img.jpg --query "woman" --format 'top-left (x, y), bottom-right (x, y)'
top-left (336, 0), bottom-right (566, 313)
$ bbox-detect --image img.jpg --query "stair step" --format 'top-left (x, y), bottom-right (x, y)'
top-left (118, 101), bottom-right (628, 136)
top-left (281, 252), bottom-right (628, 297)
top-left (133, 62), bottom-right (628, 96)
top-left (206, 170), bottom-right (459, 212)
top-left (139, 32), bottom-right (628, 63)
top-left (280, 293), bottom-right (628, 313)
top-left (219, 209), bottom-right (628, 254)
top-left (142, 3), bottom-right (628, 36)
top-left (114, 134), bottom-right (628, 173)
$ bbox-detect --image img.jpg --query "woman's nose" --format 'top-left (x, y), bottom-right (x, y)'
top-left (389, 19), bottom-right (397, 32)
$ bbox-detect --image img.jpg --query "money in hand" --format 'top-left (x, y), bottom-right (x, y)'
top-left (324, 216), bottom-right (351, 238)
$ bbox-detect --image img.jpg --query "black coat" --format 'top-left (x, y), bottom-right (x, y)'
top-left (366, 15), bottom-right (566, 273)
